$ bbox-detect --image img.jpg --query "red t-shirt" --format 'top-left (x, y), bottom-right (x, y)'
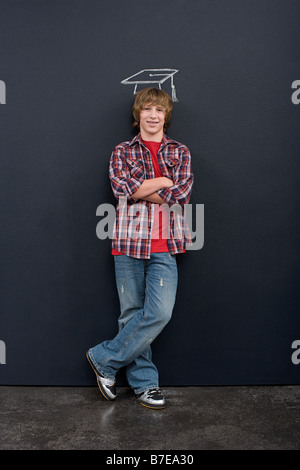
top-left (112, 139), bottom-right (169, 255)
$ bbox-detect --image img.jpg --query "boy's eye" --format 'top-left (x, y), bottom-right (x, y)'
top-left (142, 106), bottom-right (165, 113)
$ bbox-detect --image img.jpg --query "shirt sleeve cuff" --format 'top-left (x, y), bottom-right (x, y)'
top-left (157, 187), bottom-right (177, 206)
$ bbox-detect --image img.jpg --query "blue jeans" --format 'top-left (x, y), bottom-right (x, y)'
top-left (88, 252), bottom-right (178, 394)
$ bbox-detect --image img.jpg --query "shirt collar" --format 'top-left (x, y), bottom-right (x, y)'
top-left (129, 132), bottom-right (176, 149)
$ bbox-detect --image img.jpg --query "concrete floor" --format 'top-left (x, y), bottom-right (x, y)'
top-left (0, 385), bottom-right (299, 450)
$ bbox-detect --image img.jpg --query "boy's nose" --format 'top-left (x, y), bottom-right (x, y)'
top-left (150, 108), bottom-right (158, 118)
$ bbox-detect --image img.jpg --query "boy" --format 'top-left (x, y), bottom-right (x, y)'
top-left (87, 87), bottom-right (193, 409)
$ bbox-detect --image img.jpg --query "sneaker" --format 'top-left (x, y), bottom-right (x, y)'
top-left (136, 388), bottom-right (166, 409)
top-left (86, 351), bottom-right (116, 401)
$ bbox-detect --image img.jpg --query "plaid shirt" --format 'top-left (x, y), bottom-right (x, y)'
top-left (109, 132), bottom-right (194, 259)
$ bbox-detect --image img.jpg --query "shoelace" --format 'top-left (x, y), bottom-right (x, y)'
top-left (147, 388), bottom-right (163, 399)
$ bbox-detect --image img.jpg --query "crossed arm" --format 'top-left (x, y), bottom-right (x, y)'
top-left (131, 177), bottom-right (174, 204)
top-left (109, 146), bottom-right (193, 206)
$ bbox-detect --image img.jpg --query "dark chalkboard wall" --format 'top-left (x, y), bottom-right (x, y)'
top-left (1, 0), bottom-right (300, 385)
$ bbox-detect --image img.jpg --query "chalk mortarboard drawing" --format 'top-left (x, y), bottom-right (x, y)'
top-left (121, 69), bottom-right (179, 102)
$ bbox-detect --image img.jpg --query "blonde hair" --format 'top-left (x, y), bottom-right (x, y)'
top-left (132, 87), bottom-right (173, 131)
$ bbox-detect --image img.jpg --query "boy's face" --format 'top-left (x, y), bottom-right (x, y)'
top-left (139, 103), bottom-right (166, 141)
